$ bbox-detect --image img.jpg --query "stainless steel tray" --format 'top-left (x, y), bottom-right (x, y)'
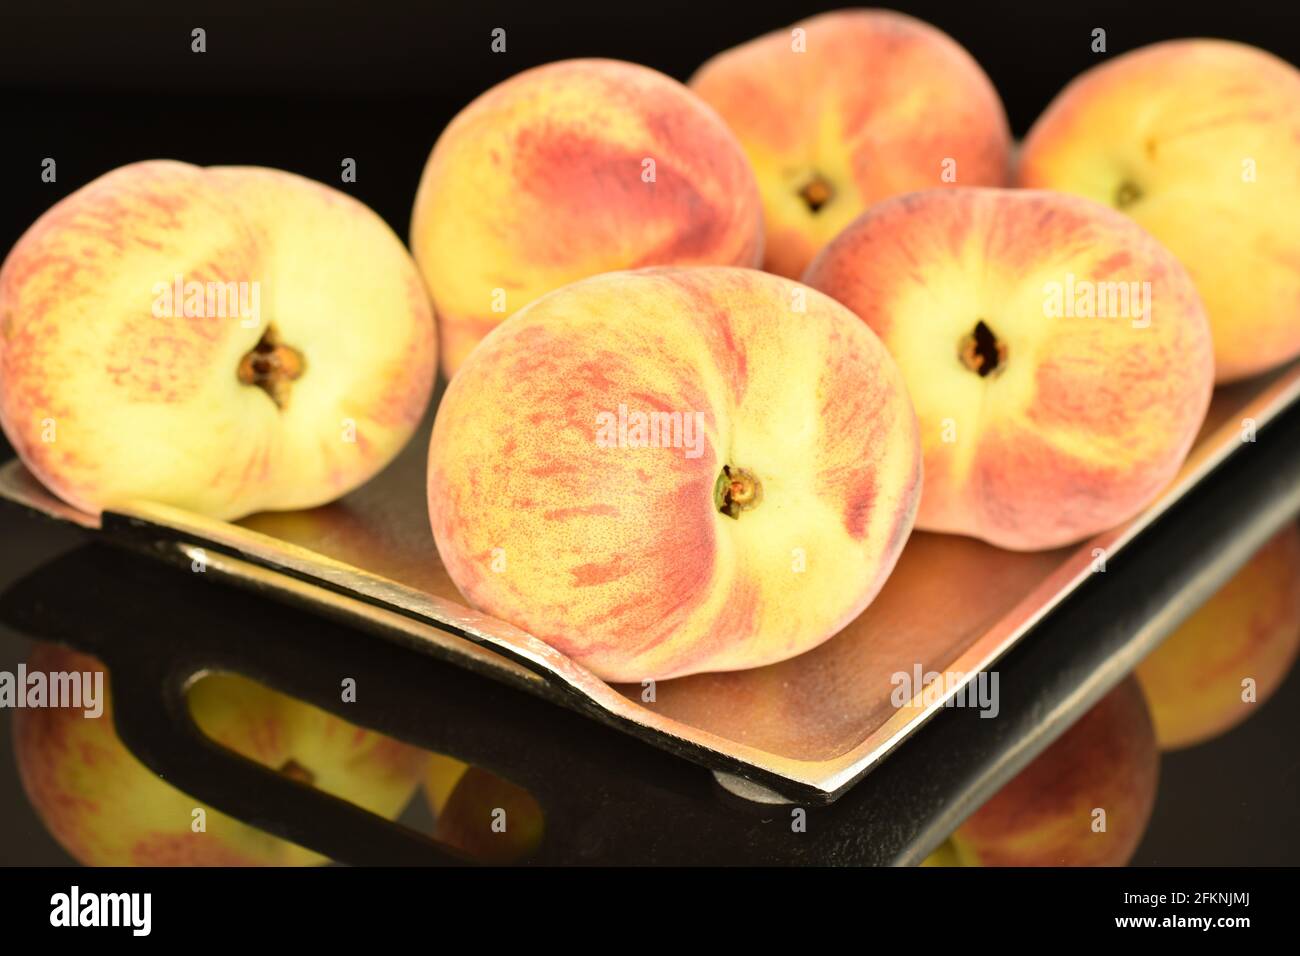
top-left (4, 360), bottom-right (1299, 802)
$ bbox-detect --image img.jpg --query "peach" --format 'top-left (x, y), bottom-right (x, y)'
top-left (803, 188), bottom-right (1214, 550)
top-left (423, 754), bottom-right (545, 864)
top-left (427, 266), bottom-right (920, 681)
top-left (1017, 40), bottom-right (1300, 383)
top-left (925, 677), bottom-right (1159, 867)
top-left (1136, 524), bottom-right (1300, 750)
top-left (13, 643), bottom-right (429, 866)
top-left (690, 9), bottom-right (1011, 279)
top-left (410, 58), bottom-right (764, 377)
top-left (0, 160), bottom-right (436, 521)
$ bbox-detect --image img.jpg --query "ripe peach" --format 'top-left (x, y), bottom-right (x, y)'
top-left (690, 9), bottom-right (1011, 279)
top-left (0, 160), bottom-right (436, 521)
top-left (803, 188), bottom-right (1214, 550)
top-left (423, 754), bottom-right (545, 864)
top-left (925, 677), bottom-right (1159, 866)
top-left (1136, 524), bottom-right (1300, 750)
top-left (427, 266), bottom-right (921, 681)
top-left (13, 643), bottom-right (429, 866)
top-left (411, 58), bottom-right (764, 377)
top-left (1018, 40), bottom-right (1300, 382)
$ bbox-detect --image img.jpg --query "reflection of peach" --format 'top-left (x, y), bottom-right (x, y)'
top-left (925, 677), bottom-right (1158, 866)
top-left (690, 9), bottom-right (1010, 279)
top-left (411, 59), bottom-right (764, 377)
top-left (804, 188), bottom-right (1214, 550)
top-left (14, 643), bottom-right (428, 866)
top-left (428, 266), bottom-right (920, 681)
top-left (424, 754), bottom-right (544, 864)
top-left (1137, 525), bottom-right (1300, 750)
top-left (0, 160), bottom-right (435, 520)
top-left (1018, 40), bottom-right (1300, 382)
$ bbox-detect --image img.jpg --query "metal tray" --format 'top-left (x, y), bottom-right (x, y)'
top-left (4, 360), bottom-right (1300, 803)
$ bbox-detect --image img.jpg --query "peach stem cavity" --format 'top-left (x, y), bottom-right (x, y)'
top-left (798, 173), bottom-right (835, 213)
top-left (238, 324), bottom-right (305, 410)
top-left (1114, 179), bottom-right (1143, 209)
top-left (959, 320), bottom-right (1007, 378)
top-left (715, 464), bottom-right (762, 519)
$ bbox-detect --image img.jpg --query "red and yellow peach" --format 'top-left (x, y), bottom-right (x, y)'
top-left (926, 677), bottom-right (1159, 866)
top-left (427, 266), bottom-right (920, 681)
top-left (1136, 524), bottom-right (1300, 750)
top-left (14, 643), bottom-right (429, 866)
top-left (411, 58), bottom-right (764, 377)
top-left (1018, 40), bottom-right (1300, 382)
top-left (0, 160), bottom-right (436, 520)
top-left (423, 755), bottom-right (545, 864)
top-left (804, 187), bottom-right (1214, 550)
top-left (690, 9), bottom-right (1011, 279)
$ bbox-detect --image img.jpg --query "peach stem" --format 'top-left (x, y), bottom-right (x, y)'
top-left (798, 174), bottom-right (834, 213)
top-left (959, 320), bottom-right (1007, 378)
top-left (238, 325), bottom-right (306, 409)
top-left (715, 465), bottom-right (762, 519)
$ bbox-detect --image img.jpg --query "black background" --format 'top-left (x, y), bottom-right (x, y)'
top-left (1, 1), bottom-right (1300, 866)
top-left (5, 1), bottom-right (1300, 272)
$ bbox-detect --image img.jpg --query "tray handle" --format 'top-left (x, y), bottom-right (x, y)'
top-left (100, 645), bottom-right (467, 866)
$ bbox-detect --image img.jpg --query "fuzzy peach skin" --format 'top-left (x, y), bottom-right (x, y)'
top-left (803, 188), bottom-right (1214, 551)
top-left (410, 58), bottom-right (764, 378)
top-left (427, 266), bottom-right (921, 682)
top-left (1136, 524), bottom-right (1300, 750)
top-left (13, 643), bottom-right (429, 866)
top-left (0, 160), bottom-right (436, 521)
top-left (924, 677), bottom-right (1158, 866)
top-left (1017, 40), bottom-right (1300, 383)
top-left (689, 8), bottom-right (1011, 279)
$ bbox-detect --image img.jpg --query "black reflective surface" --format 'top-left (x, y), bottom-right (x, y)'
top-left (2, 420), bottom-right (1299, 865)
